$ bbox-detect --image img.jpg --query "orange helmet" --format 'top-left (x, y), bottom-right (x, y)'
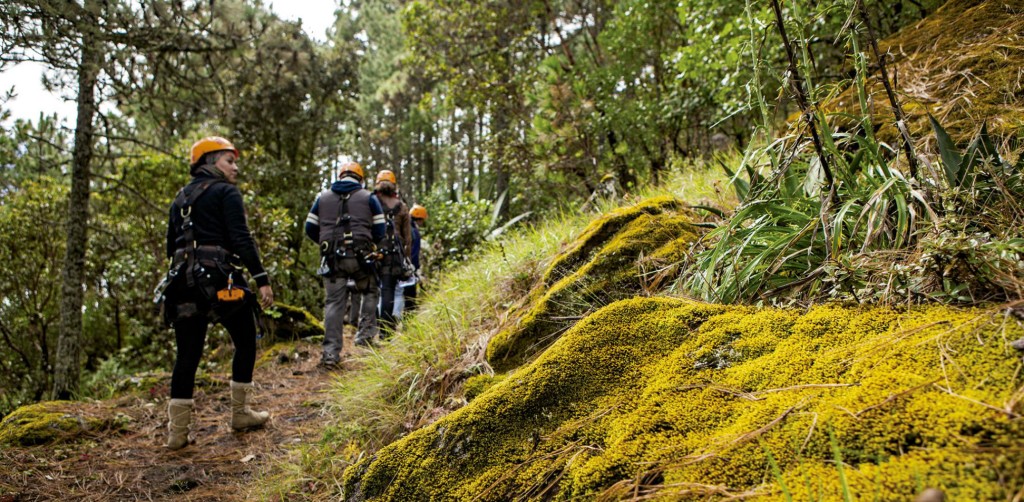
top-left (190, 136), bottom-right (238, 166)
top-left (410, 204), bottom-right (427, 220)
top-left (339, 161), bottom-right (365, 180)
top-left (376, 170), bottom-right (397, 184)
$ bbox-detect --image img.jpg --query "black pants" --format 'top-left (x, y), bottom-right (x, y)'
top-left (171, 304), bottom-right (257, 399)
top-left (379, 273), bottom-right (399, 336)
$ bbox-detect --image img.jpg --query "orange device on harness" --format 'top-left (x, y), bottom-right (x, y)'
top-left (217, 274), bottom-right (246, 302)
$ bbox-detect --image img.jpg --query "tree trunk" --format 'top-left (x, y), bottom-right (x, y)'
top-left (489, 26), bottom-right (513, 223)
top-left (492, 109), bottom-right (510, 222)
top-left (423, 123), bottom-right (435, 195)
top-left (53, 2), bottom-right (101, 400)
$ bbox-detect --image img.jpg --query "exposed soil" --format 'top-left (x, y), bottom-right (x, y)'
top-left (0, 337), bottom-right (349, 501)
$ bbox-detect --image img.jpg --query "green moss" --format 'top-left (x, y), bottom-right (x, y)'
top-left (486, 197), bottom-right (699, 372)
top-left (264, 302), bottom-right (324, 340)
top-left (255, 341), bottom-right (303, 368)
top-left (541, 196), bottom-right (685, 285)
top-left (343, 299), bottom-right (1024, 500)
top-left (463, 374), bottom-right (507, 402)
top-left (0, 401), bottom-right (116, 447)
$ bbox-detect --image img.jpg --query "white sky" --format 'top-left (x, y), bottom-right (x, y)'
top-left (0, 1), bottom-right (339, 126)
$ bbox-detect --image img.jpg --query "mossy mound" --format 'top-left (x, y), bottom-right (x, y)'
top-left (264, 302), bottom-right (323, 340)
top-left (0, 401), bottom-right (120, 447)
top-left (485, 197), bottom-right (699, 372)
top-left (462, 374), bottom-right (506, 402)
top-left (831, 0), bottom-right (1024, 142)
top-left (342, 298), bottom-right (1024, 500)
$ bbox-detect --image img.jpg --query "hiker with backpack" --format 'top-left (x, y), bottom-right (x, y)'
top-left (402, 204), bottom-right (427, 314)
top-left (373, 170), bottom-right (413, 337)
top-left (305, 162), bottom-right (386, 364)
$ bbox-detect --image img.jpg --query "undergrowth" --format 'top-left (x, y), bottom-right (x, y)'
top-left (259, 206), bottom-right (589, 498)
top-left (259, 166), bottom-right (730, 499)
top-left (678, 0), bottom-right (1024, 307)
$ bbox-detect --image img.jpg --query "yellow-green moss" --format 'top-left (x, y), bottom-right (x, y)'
top-left (463, 374), bottom-right (507, 402)
top-left (0, 401), bottom-right (116, 447)
top-left (343, 299), bottom-right (1024, 500)
top-left (265, 302), bottom-right (323, 340)
top-left (486, 197), bottom-right (699, 372)
top-left (256, 341), bottom-right (301, 368)
top-left (541, 196), bottom-right (685, 286)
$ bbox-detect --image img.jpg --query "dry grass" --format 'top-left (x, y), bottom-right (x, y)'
top-left (830, 0), bottom-right (1024, 144)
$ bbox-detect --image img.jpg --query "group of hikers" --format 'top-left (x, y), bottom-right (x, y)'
top-left (305, 159), bottom-right (428, 366)
top-left (156, 136), bottom-right (427, 450)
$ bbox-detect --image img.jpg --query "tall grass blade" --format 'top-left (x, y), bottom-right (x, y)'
top-left (763, 443), bottom-right (793, 502)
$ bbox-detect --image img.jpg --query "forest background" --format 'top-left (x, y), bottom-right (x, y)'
top-left (1, 0), bottom-right (1019, 419)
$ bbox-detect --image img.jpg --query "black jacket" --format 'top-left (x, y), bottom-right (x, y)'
top-left (165, 174), bottom-right (270, 287)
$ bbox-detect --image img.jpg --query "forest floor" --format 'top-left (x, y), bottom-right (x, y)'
top-left (0, 336), bottom-right (350, 501)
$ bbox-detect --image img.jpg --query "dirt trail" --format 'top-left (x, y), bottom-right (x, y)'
top-left (0, 337), bottom-right (342, 501)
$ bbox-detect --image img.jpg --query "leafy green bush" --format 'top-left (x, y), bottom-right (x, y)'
top-left (417, 194), bottom-right (495, 273)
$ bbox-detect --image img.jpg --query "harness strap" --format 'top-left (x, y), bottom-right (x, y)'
top-left (381, 203), bottom-right (404, 258)
top-left (335, 192), bottom-right (354, 246)
top-left (173, 180), bottom-right (220, 288)
top-left (383, 204), bottom-right (398, 237)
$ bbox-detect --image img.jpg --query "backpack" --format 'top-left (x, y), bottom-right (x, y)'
top-left (379, 204), bottom-right (412, 278)
top-left (319, 191), bottom-right (375, 278)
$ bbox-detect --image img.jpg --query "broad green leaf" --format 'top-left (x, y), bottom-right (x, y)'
top-left (928, 113), bottom-right (962, 187)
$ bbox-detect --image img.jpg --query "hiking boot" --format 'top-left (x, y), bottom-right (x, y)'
top-left (354, 337), bottom-right (374, 347)
top-left (166, 398), bottom-right (193, 450)
top-left (229, 381), bottom-right (270, 431)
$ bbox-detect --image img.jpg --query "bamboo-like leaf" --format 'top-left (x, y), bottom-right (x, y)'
top-left (909, 189), bottom-right (941, 229)
top-left (804, 156), bottom-right (825, 197)
top-left (893, 190), bottom-right (910, 248)
top-left (832, 197), bottom-right (863, 254)
top-left (721, 162), bottom-right (750, 203)
top-left (929, 113), bottom-right (962, 187)
top-left (962, 122), bottom-right (1002, 184)
top-left (688, 205), bottom-right (727, 218)
top-left (488, 188), bottom-right (508, 229)
top-left (847, 149), bottom-right (865, 177)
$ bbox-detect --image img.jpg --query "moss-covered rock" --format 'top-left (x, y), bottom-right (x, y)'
top-left (462, 374), bottom-right (506, 402)
top-left (264, 303), bottom-right (323, 340)
top-left (343, 298), bottom-right (1024, 501)
top-left (0, 401), bottom-right (118, 447)
top-left (486, 197), bottom-right (699, 372)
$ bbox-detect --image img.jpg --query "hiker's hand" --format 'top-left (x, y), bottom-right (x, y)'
top-left (259, 285), bottom-right (274, 309)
